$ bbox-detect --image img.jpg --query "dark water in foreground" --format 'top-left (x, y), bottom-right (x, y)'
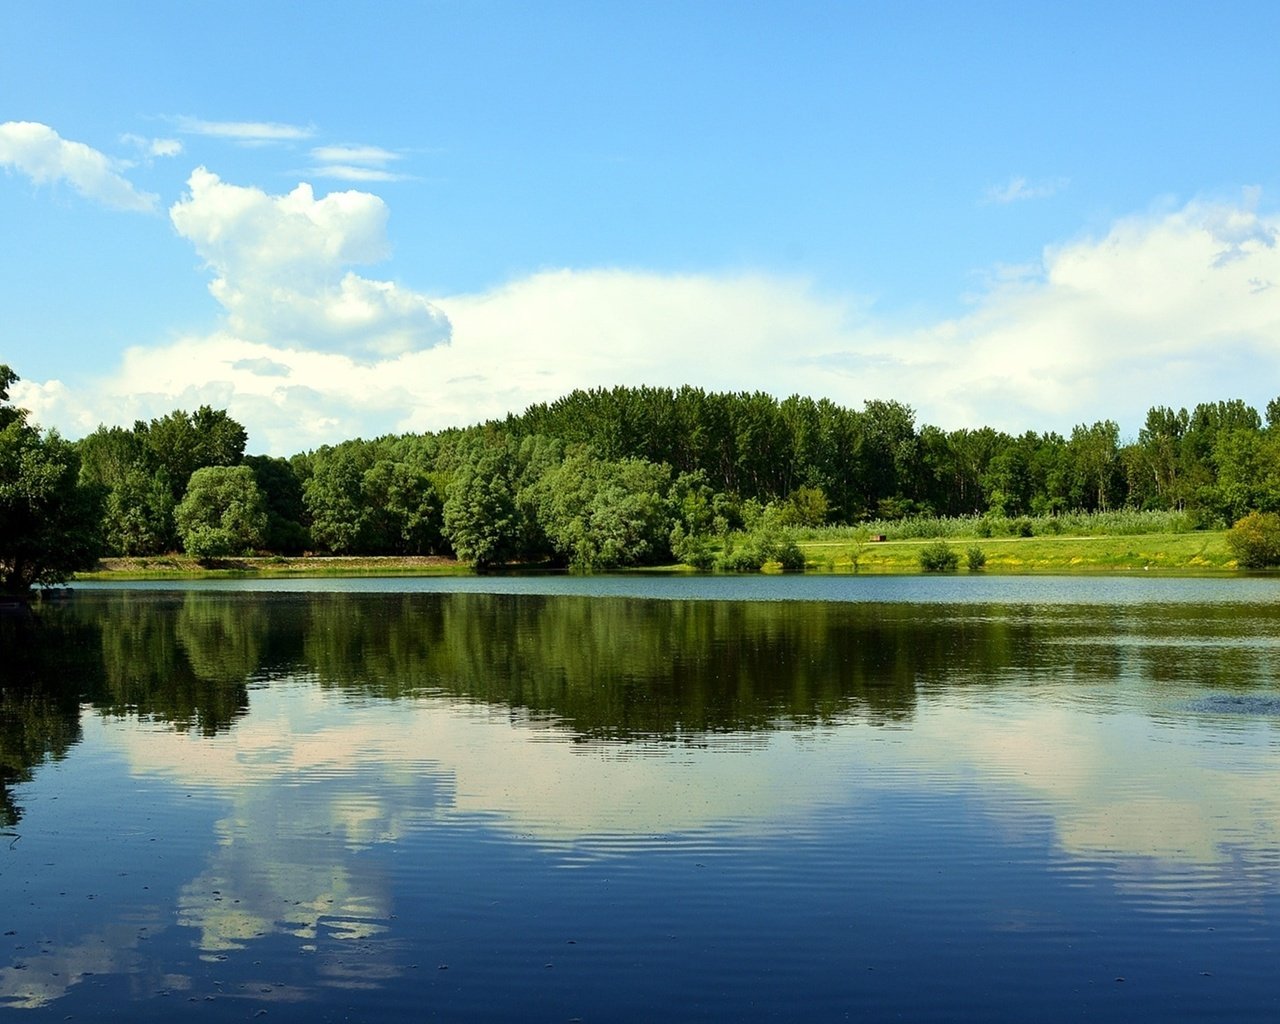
top-left (2, 578), bottom-right (1279, 1021)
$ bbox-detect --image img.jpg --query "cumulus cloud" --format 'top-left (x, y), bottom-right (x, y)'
top-left (0, 121), bottom-right (157, 211)
top-left (169, 168), bottom-right (450, 358)
top-left (1202, 185), bottom-right (1276, 265)
top-left (19, 186), bottom-right (1280, 456)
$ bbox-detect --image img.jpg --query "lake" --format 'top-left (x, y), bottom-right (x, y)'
top-left (3, 576), bottom-right (1279, 1021)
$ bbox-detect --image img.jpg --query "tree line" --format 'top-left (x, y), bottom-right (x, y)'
top-left (6, 365), bottom-right (1280, 589)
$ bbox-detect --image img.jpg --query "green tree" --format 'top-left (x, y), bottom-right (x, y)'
top-left (303, 442), bottom-right (372, 553)
top-left (0, 367), bottom-right (103, 593)
top-left (243, 454), bottom-right (309, 552)
top-left (529, 451), bottom-right (673, 572)
top-left (1068, 420), bottom-right (1122, 511)
top-left (174, 465), bottom-right (267, 560)
top-left (362, 458), bottom-right (444, 554)
top-left (442, 438), bottom-right (524, 569)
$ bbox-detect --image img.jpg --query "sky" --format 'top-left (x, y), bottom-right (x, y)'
top-left (2, 0), bottom-right (1279, 455)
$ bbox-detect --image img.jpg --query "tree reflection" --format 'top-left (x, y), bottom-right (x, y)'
top-left (12, 586), bottom-right (1280, 796)
top-left (0, 614), bottom-right (92, 827)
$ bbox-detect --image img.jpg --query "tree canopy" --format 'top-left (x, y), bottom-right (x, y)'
top-left (6, 371), bottom-right (1276, 575)
top-left (0, 366), bottom-right (102, 594)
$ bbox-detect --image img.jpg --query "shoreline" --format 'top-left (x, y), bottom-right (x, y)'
top-left (65, 530), bottom-right (1244, 582)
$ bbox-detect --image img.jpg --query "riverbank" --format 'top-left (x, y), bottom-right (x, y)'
top-left (75, 554), bottom-right (473, 580)
top-left (69, 530), bottom-right (1240, 581)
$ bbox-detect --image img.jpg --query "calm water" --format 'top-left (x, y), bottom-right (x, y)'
top-left (3, 577), bottom-right (1280, 1021)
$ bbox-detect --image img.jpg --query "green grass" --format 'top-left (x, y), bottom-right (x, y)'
top-left (800, 530), bottom-right (1235, 574)
top-left (74, 554), bottom-right (474, 581)
top-left (73, 524), bottom-right (1242, 582)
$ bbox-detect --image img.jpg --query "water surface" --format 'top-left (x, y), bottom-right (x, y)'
top-left (3, 579), bottom-right (1279, 1021)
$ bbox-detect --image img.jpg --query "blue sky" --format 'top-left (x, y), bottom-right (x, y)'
top-left (3, 1), bottom-right (1279, 454)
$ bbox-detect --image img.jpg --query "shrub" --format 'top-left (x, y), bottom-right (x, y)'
top-left (919, 540), bottom-right (959, 573)
top-left (966, 546), bottom-right (987, 572)
top-left (717, 543), bottom-right (767, 573)
top-left (774, 539), bottom-right (806, 573)
top-left (1009, 517), bottom-right (1034, 537)
top-left (1226, 511), bottom-right (1280, 568)
top-left (670, 524), bottom-right (716, 571)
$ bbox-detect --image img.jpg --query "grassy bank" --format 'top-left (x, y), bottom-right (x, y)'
top-left (798, 530), bottom-right (1235, 574)
top-left (69, 529), bottom-right (1241, 582)
top-left (75, 554), bottom-right (472, 581)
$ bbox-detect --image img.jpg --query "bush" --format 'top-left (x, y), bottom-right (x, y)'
top-left (671, 525), bottom-right (716, 571)
top-left (1009, 517), bottom-right (1034, 537)
top-left (774, 539), bottom-right (806, 573)
top-left (966, 546), bottom-right (987, 572)
top-left (717, 543), bottom-right (767, 573)
top-left (919, 540), bottom-right (959, 573)
top-left (1226, 511), bottom-right (1280, 568)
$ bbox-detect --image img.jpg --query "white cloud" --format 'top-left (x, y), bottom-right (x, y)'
top-left (20, 186), bottom-right (1280, 455)
top-left (307, 143), bottom-right (412, 182)
top-left (174, 116), bottom-right (315, 143)
top-left (984, 174), bottom-right (1068, 204)
top-left (310, 144), bottom-right (401, 165)
top-left (0, 121), bottom-right (157, 211)
top-left (169, 168), bottom-right (450, 358)
top-left (120, 132), bottom-right (183, 158)
top-left (308, 164), bottom-right (414, 182)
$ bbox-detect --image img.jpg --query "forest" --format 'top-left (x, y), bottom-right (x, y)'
top-left (6, 365), bottom-right (1280, 588)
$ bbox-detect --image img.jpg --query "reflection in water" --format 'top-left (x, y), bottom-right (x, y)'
top-left (2, 587), bottom-right (1280, 1021)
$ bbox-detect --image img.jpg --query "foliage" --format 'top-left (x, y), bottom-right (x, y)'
top-left (966, 546), bottom-right (987, 572)
top-left (717, 524), bottom-right (806, 573)
top-left (528, 450), bottom-right (673, 572)
top-left (442, 438), bottom-right (524, 570)
top-left (918, 540), bottom-right (959, 573)
top-left (670, 523), bottom-right (716, 570)
top-left (774, 538), bottom-right (807, 573)
top-left (75, 406), bottom-right (250, 553)
top-left (716, 537), bottom-right (768, 573)
top-left (1225, 512), bottom-right (1280, 569)
top-left (244, 455), bottom-right (309, 553)
top-left (174, 465), bottom-right (268, 560)
top-left (23, 374), bottom-right (1280, 574)
top-left (0, 367), bottom-right (103, 593)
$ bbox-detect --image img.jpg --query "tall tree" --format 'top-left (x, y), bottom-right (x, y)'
top-left (0, 366), bottom-right (103, 593)
top-left (174, 465), bottom-right (268, 560)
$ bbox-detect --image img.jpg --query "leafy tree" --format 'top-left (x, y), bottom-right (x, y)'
top-left (0, 366), bottom-right (103, 593)
top-left (1068, 420), bottom-right (1121, 511)
top-left (103, 468), bottom-right (174, 555)
top-left (1135, 406), bottom-right (1190, 508)
top-left (361, 458), bottom-right (443, 554)
top-left (244, 454), bottom-right (309, 552)
top-left (442, 438), bottom-right (524, 570)
top-left (528, 450), bottom-right (673, 573)
top-left (778, 485), bottom-right (829, 527)
top-left (174, 465), bottom-right (267, 560)
top-left (303, 442), bottom-right (372, 553)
